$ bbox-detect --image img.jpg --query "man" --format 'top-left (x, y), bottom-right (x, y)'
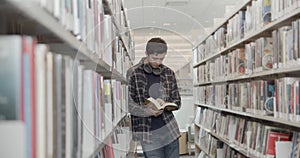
top-left (127, 37), bottom-right (181, 158)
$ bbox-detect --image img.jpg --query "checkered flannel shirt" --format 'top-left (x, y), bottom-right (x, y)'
top-left (126, 58), bottom-right (181, 143)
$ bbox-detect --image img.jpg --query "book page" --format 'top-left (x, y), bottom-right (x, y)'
top-left (146, 97), bottom-right (177, 111)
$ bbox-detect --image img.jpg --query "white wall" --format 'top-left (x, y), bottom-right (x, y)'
top-left (173, 96), bottom-right (194, 130)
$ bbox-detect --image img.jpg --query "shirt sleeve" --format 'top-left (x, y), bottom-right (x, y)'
top-left (127, 69), bottom-right (148, 117)
top-left (171, 71), bottom-right (181, 110)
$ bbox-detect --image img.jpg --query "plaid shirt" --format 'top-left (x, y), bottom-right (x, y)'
top-left (126, 58), bottom-right (181, 143)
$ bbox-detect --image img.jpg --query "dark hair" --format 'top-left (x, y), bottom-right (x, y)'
top-left (146, 37), bottom-right (168, 55)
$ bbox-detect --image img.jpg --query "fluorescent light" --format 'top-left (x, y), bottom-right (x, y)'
top-left (165, 0), bottom-right (189, 6)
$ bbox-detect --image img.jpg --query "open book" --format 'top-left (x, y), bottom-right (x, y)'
top-left (145, 97), bottom-right (178, 111)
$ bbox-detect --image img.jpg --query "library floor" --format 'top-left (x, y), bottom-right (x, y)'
top-left (136, 147), bottom-right (195, 157)
top-left (135, 139), bottom-right (195, 157)
top-left (180, 155), bottom-right (195, 158)
top-left (137, 154), bottom-right (195, 158)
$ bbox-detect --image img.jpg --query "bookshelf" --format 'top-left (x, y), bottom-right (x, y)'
top-left (193, 0), bottom-right (300, 157)
top-left (0, 0), bottom-right (133, 158)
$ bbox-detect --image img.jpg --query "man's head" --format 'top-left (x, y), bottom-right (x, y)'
top-left (145, 37), bottom-right (167, 68)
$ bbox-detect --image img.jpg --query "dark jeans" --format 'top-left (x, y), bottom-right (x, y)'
top-left (140, 130), bottom-right (179, 158)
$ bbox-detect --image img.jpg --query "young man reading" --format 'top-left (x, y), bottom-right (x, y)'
top-left (127, 37), bottom-right (181, 158)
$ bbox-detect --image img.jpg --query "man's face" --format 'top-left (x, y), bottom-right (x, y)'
top-left (147, 53), bottom-right (167, 68)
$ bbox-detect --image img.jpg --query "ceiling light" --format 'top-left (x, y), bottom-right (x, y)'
top-left (165, 0), bottom-right (189, 6)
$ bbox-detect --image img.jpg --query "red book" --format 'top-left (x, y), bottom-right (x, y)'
top-left (106, 138), bottom-right (115, 158)
top-left (22, 36), bottom-right (37, 158)
top-left (266, 130), bottom-right (290, 156)
top-left (31, 38), bottom-right (38, 158)
top-left (21, 37), bottom-right (25, 121)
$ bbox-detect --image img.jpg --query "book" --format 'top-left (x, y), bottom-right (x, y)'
top-left (265, 129), bottom-right (291, 156)
top-left (0, 121), bottom-right (26, 158)
top-left (0, 35), bottom-right (22, 120)
top-left (262, 0), bottom-right (271, 26)
top-left (35, 44), bottom-right (48, 158)
top-left (145, 97), bottom-right (178, 111)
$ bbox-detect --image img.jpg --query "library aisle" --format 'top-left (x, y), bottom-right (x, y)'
top-left (3, 0), bottom-right (300, 158)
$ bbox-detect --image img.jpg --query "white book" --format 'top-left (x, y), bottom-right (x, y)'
top-left (0, 35), bottom-right (22, 120)
top-left (66, 0), bottom-right (75, 32)
top-left (54, 0), bottom-right (60, 18)
top-left (0, 121), bottom-right (26, 158)
top-left (73, 0), bottom-right (80, 35)
top-left (97, 0), bottom-right (104, 58)
top-left (94, 74), bottom-right (101, 143)
top-left (228, 116), bottom-right (238, 141)
top-left (60, 0), bottom-right (66, 27)
top-left (46, 52), bottom-right (54, 158)
top-left (39, 0), bottom-right (47, 9)
top-left (79, 0), bottom-right (87, 43)
top-left (216, 148), bottom-right (225, 158)
top-left (44, 0), bottom-right (54, 14)
top-left (275, 141), bottom-right (292, 158)
top-left (76, 63), bottom-right (84, 158)
top-left (103, 80), bottom-right (113, 136)
top-left (82, 70), bottom-right (95, 158)
top-left (35, 44), bottom-right (48, 158)
top-left (103, 15), bottom-right (113, 67)
top-left (116, 133), bottom-right (125, 150)
top-left (112, 143), bottom-right (121, 158)
top-left (111, 79), bottom-right (117, 125)
top-left (194, 107), bottom-right (201, 124)
top-left (86, 0), bottom-right (95, 52)
top-left (64, 56), bottom-right (73, 158)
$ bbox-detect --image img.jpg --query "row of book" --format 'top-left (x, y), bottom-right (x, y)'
top-left (193, 0), bottom-right (300, 64)
top-left (14, 0), bottom-right (134, 68)
top-left (176, 78), bottom-right (193, 96)
top-left (94, 126), bottom-right (131, 158)
top-left (113, 36), bottom-right (132, 76)
top-left (196, 129), bottom-right (247, 158)
top-left (194, 19), bottom-right (300, 83)
top-left (0, 35), bottom-right (130, 158)
top-left (194, 77), bottom-right (300, 121)
top-left (194, 106), bottom-right (300, 158)
top-left (38, 0), bottom-right (129, 43)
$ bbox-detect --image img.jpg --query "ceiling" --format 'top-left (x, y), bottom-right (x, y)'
top-left (124, 0), bottom-right (239, 72)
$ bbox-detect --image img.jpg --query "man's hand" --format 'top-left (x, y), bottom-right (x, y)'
top-left (145, 103), bottom-right (163, 117)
